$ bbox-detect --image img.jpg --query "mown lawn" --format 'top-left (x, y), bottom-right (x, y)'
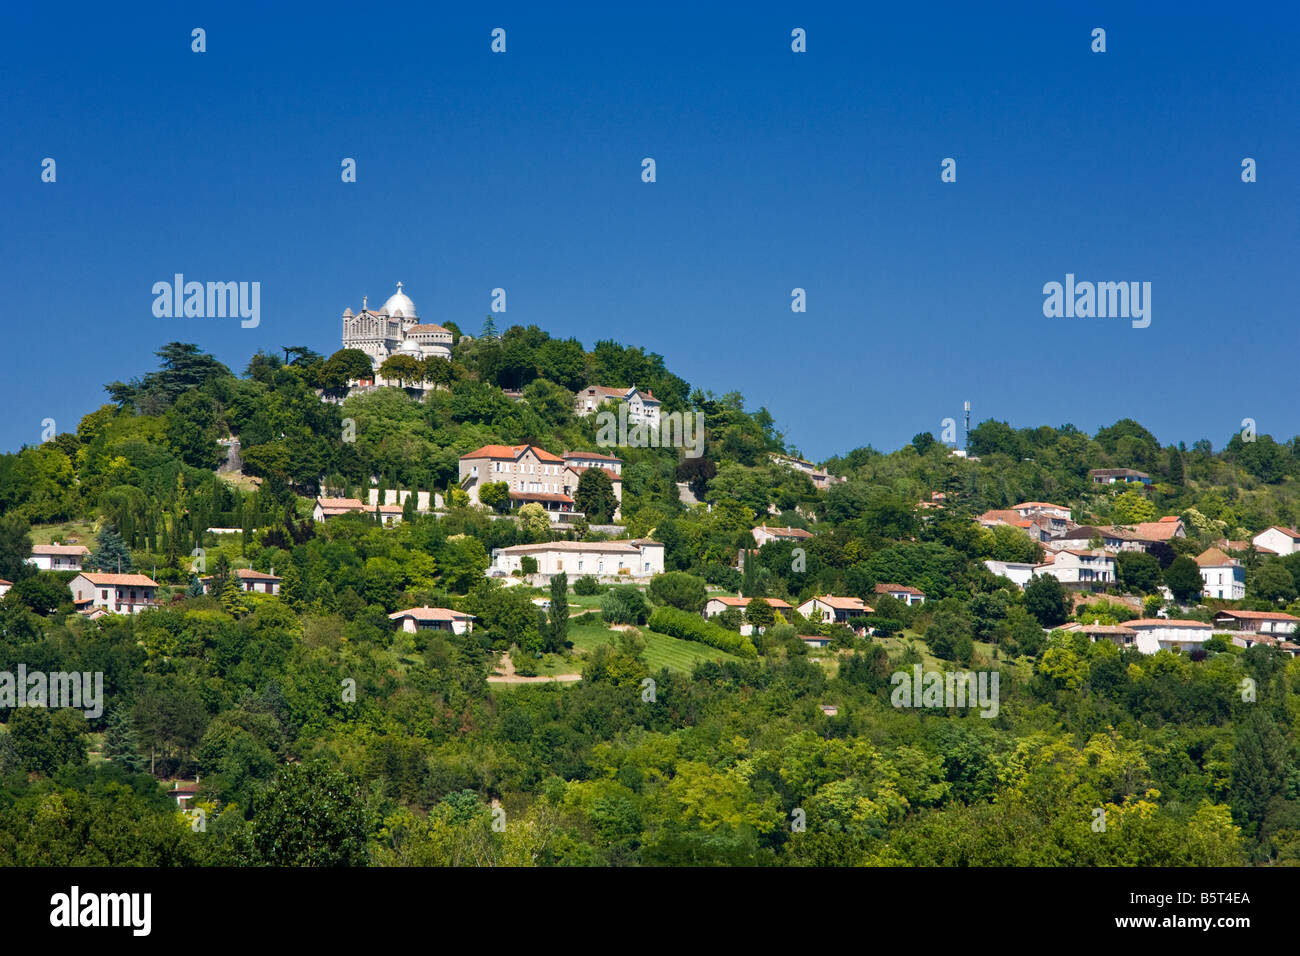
top-left (567, 619), bottom-right (742, 673)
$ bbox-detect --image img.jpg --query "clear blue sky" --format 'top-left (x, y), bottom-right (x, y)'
top-left (4, 1), bottom-right (1297, 461)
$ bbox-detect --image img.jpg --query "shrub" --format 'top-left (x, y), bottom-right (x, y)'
top-left (573, 575), bottom-right (604, 596)
top-left (647, 571), bottom-right (708, 613)
top-left (600, 585), bottom-right (650, 625)
top-left (647, 606), bottom-right (758, 658)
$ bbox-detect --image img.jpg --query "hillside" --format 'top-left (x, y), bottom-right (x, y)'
top-left (0, 331), bottom-right (1297, 867)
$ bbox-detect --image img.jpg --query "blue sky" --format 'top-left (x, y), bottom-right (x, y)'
top-left (4, 1), bottom-right (1297, 461)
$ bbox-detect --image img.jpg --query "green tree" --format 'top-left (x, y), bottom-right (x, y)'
top-left (1024, 574), bottom-right (1068, 628)
top-left (1116, 550), bottom-right (1162, 594)
top-left (279, 561), bottom-right (305, 611)
top-left (1164, 555), bottom-right (1204, 603)
top-left (87, 524), bottom-right (134, 573)
top-left (744, 597), bottom-right (775, 631)
top-left (547, 572), bottom-right (569, 653)
top-left (600, 585), bottom-right (650, 625)
top-left (250, 761), bottom-right (369, 866)
top-left (647, 571), bottom-right (708, 613)
top-left (575, 468), bottom-right (618, 524)
top-left (6, 709), bottom-right (88, 774)
top-left (0, 513), bottom-right (33, 583)
top-left (1254, 561), bottom-right (1297, 603)
top-left (1112, 490), bottom-right (1157, 525)
top-left (378, 354), bottom-right (421, 387)
top-left (104, 708), bottom-right (145, 773)
top-left (479, 482), bottom-right (511, 514)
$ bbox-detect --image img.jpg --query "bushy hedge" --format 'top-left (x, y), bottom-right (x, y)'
top-left (600, 585), bottom-right (650, 625)
top-left (573, 575), bottom-right (605, 596)
top-left (647, 606), bottom-right (758, 658)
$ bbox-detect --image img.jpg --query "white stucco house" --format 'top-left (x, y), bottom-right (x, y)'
top-left (1123, 618), bottom-right (1213, 654)
top-left (1195, 548), bottom-right (1245, 600)
top-left (1032, 550), bottom-right (1115, 588)
top-left (490, 539), bottom-right (664, 580)
top-left (984, 560), bottom-right (1037, 587)
top-left (27, 543), bottom-right (91, 572)
top-left (1252, 526), bottom-right (1300, 557)
top-left (574, 385), bottom-right (661, 429)
top-left (873, 583), bottom-right (926, 606)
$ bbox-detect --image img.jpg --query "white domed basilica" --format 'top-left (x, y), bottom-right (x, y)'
top-left (341, 282), bottom-right (453, 370)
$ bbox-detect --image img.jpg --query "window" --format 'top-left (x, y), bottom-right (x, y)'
top-left (101, 590), bottom-right (108, 600)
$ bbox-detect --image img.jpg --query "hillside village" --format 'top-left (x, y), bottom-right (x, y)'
top-left (1, 307), bottom-right (1299, 866)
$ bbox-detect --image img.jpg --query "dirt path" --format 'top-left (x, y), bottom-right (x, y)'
top-left (487, 652), bottom-right (582, 684)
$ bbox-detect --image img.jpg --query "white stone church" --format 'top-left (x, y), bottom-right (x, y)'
top-left (341, 282), bottom-right (453, 371)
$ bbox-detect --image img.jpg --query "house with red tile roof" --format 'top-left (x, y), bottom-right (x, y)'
top-left (312, 496), bottom-right (404, 526)
top-left (68, 572), bottom-right (159, 615)
top-left (1012, 502), bottom-right (1073, 521)
top-left (27, 543), bottom-right (91, 572)
top-left (1252, 526), bottom-right (1300, 557)
top-left (389, 606), bottom-right (475, 635)
top-left (873, 583), bottom-right (926, 605)
top-left (796, 595), bottom-right (874, 630)
top-left (459, 444), bottom-right (581, 521)
top-left (1211, 608), bottom-right (1299, 637)
top-left (1196, 548), bottom-right (1244, 600)
top-left (704, 595), bottom-right (795, 618)
top-left (574, 385), bottom-right (660, 429)
top-left (752, 524), bottom-right (815, 547)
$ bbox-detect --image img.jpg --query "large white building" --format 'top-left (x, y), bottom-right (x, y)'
top-left (1195, 548), bottom-right (1245, 600)
top-left (490, 539), bottom-right (664, 580)
top-left (341, 282), bottom-right (453, 375)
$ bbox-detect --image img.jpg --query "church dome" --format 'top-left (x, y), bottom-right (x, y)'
top-left (380, 282), bottom-right (417, 320)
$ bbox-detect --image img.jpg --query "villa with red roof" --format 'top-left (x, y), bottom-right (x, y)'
top-left (752, 524), bottom-right (815, 547)
top-left (703, 595), bottom-right (795, 619)
top-left (312, 496), bottom-right (404, 526)
top-left (873, 583), bottom-right (926, 605)
top-left (199, 568), bottom-right (282, 595)
top-left (1252, 526), bottom-right (1300, 557)
top-left (574, 385), bottom-right (660, 429)
top-left (1012, 502), bottom-right (1073, 521)
top-left (796, 595), bottom-right (874, 632)
top-left (27, 543), bottom-right (91, 572)
top-left (1196, 548), bottom-right (1245, 600)
top-left (1211, 608), bottom-right (1299, 637)
top-left (458, 443), bottom-right (626, 522)
top-left (389, 606), bottom-right (476, 635)
top-left (68, 572), bottom-right (159, 615)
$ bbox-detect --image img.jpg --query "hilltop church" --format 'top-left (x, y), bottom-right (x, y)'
top-left (341, 282), bottom-right (453, 371)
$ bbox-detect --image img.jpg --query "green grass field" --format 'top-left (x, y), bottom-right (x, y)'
top-left (567, 619), bottom-right (742, 673)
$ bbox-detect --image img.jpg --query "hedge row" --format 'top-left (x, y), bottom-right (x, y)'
top-left (647, 607), bottom-right (758, 659)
